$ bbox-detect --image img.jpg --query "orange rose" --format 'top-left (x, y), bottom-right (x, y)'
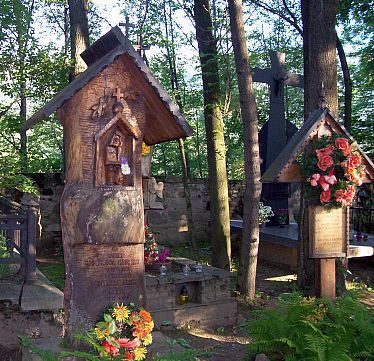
top-left (315, 145), bottom-right (335, 158)
top-left (317, 155), bottom-right (333, 171)
top-left (347, 153), bottom-right (361, 169)
top-left (334, 189), bottom-right (344, 204)
top-left (335, 138), bottom-right (351, 156)
top-left (320, 190), bottom-right (331, 203)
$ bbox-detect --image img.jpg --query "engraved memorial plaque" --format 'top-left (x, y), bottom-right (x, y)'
top-left (309, 206), bottom-right (347, 258)
top-left (69, 244), bottom-right (145, 331)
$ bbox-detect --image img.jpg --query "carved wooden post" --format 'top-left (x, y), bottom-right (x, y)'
top-left (22, 199), bottom-right (38, 282)
top-left (21, 26), bottom-right (192, 341)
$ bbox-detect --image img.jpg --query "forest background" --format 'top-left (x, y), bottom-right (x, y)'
top-left (0, 0), bottom-right (372, 190)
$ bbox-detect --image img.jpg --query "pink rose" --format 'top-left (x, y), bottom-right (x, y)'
top-left (335, 138), bottom-right (351, 156)
top-left (309, 173), bottom-right (320, 186)
top-left (320, 190), bottom-right (331, 203)
top-left (317, 155), bottom-right (333, 171)
top-left (318, 174), bottom-right (337, 191)
top-left (315, 145), bottom-right (335, 158)
top-left (117, 337), bottom-right (141, 349)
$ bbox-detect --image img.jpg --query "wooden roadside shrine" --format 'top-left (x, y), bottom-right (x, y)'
top-left (22, 26), bottom-right (192, 339)
top-left (261, 108), bottom-right (374, 299)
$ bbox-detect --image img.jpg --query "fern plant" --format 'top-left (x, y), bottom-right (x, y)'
top-left (244, 292), bottom-right (374, 361)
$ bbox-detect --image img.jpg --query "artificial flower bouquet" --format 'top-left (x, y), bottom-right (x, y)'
top-left (275, 208), bottom-right (288, 225)
top-left (259, 202), bottom-right (274, 225)
top-left (88, 303), bottom-right (154, 360)
top-left (303, 135), bottom-right (366, 207)
top-left (144, 224), bottom-right (170, 265)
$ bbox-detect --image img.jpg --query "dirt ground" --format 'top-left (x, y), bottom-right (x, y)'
top-left (32, 244), bottom-right (374, 360)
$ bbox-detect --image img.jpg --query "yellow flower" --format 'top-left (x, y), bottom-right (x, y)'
top-left (143, 333), bottom-right (152, 346)
top-left (112, 303), bottom-right (129, 322)
top-left (94, 327), bottom-right (105, 340)
top-left (134, 347), bottom-right (147, 360)
top-left (141, 142), bottom-right (151, 156)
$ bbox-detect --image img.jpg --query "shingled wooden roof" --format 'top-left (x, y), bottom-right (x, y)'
top-left (22, 26), bottom-right (192, 144)
top-left (261, 108), bottom-right (374, 183)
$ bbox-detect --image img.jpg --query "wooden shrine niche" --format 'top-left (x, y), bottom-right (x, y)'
top-left (95, 112), bottom-right (138, 188)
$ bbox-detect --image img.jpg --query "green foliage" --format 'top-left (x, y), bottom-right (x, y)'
top-left (0, 173), bottom-right (39, 194)
top-left (244, 292), bottom-right (374, 361)
top-left (0, 235), bottom-right (11, 277)
top-left (37, 261), bottom-right (65, 290)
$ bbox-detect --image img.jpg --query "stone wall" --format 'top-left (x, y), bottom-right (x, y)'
top-left (22, 174), bottom-right (245, 247)
top-left (147, 177), bottom-right (245, 245)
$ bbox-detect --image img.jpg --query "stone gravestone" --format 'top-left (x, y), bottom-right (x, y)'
top-left (253, 51), bottom-right (303, 224)
top-left (22, 26), bottom-right (191, 339)
top-left (261, 108), bottom-right (374, 298)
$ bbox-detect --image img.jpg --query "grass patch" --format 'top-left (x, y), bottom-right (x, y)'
top-left (37, 262), bottom-right (65, 291)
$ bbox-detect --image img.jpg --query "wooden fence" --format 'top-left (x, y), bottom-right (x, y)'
top-left (0, 196), bottom-right (37, 281)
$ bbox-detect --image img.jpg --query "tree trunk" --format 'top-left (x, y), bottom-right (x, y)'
top-left (336, 34), bottom-right (352, 131)
top-left (163, 0), bottom-right (200, 261)
top-left (302, 0), bottom-right (339, 117)
top-left (228, 0), bottom-right (262, 299)
top-left (20, 81), bottom-right (28, 171)
top-left (194, 0), bottom-right (231, 270)
top-left (301, 0), bottom-right (343, 295)
top-left (68, 0), bottom-right (89, 79)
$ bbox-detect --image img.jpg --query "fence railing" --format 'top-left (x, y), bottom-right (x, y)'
top-left (0, 196), bottom-right (37, 281)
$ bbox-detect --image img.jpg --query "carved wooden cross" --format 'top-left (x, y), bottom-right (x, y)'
top-left (119, 16), bottom-right (135, 42)
top-left (253, 51), bottom-right (304, 168)
top-left (113, 87), bottom-right (124, 102)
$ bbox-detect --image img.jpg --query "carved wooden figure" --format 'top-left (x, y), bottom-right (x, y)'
top-left (22, 26), bottom-right (192, 340)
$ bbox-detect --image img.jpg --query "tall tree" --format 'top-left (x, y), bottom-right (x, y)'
top-left (68, 0), bottom-right (89, 78)
top-left (194, 0), bottom-right (231, 270)
top-left (228, 0), bottom-right (262, 299)
top-left (162, 0), bottom-right (200, 261)
top-left (299, 0), bottom-right (340, 294)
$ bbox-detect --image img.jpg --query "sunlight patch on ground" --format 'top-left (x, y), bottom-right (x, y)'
top-left (264, 274), bottom-right (297, 282)
top-left (186, 328), bottom-right (252, 345)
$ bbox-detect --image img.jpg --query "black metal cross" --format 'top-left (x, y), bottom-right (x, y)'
top-left (119, 16), bottom-right (135, 42)
top-left (253, 51), bottom-right (304, 168)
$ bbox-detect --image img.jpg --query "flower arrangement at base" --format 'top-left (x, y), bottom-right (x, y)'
top-left (88, 303), bottom-right (154, 360)
top-left (275, 208), bottom-right (288, 225)
top-left (302, 135), bottom-right (366, 207)
top-left (144, 224), bottom-right (170, 265)
top-left (259, 202), bottom-right (274, 225)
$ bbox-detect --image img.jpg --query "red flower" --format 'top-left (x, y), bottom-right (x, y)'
top-left (335, 138), bottom-right (351, 156)
top-left (315, 145), bottom-right (335, 158)
top-left (102, 340), bottom-right (120, 356)
top-left (346, 153), bottom-right (361, 169)
top-left (320, 190), bottom-right (331, 203)
top-left (317, 155), bottom-right (334, 171)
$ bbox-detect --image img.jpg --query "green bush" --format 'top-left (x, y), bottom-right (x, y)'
top-left (244, 292), bottom-right (374, 361)
top-left (0, 235), bottom-right (10, 277)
